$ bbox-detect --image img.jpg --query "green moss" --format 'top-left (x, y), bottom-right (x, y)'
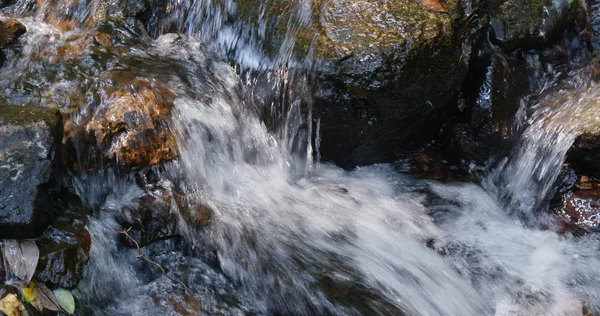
top-left (0, 105), bottom-right (60, 126)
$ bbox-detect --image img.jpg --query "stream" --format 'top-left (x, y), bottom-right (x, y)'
top-left (1, 0), bottom-right (600, 315)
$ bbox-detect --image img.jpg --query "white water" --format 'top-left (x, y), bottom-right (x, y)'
top-left (67, 35), bottom-right (600, 315)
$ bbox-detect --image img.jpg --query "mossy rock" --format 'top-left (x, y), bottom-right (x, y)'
top-left (488, 0), bottom-right (574, 50)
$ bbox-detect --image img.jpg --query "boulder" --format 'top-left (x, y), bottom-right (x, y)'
top-left (35, 201), bottom-right (91, 289)
top-left (149, 0), bottom-right (474, 167)
top-left (488, 0), bottom-right (574, 51)
top-left (64, 72), bottom-right (179, 171)
top-left (0, 106), bottom-right (63, 239)
top-left (312, 0), bottom-right (474, 167)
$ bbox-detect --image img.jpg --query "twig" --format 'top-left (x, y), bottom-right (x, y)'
top-left (118, 227), bottom-right (190, 292)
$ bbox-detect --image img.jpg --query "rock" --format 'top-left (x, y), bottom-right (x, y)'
top-left (567, 133), bottom-right (600, 177)
top-left (0, 19), bottom-right (25, 66)
top-left (0, 19), bottom-right (25, 49)
top-left (556, 181), bottom-right (600, 233)
top-left (0, 106), bottom-right (64, 239)
top-left (312, 0), bottom-right (474, 167)
top-left (488, 0), bottom-right (574, 51)
top-left (118, 186), bottom-right (211, 247)
top-left (164, 0), bottom-right (474, 167)
top-left (34, 200), bottom-right (91, 289)
top-left (444, 50), bottom-right (531, 163)
top-left (64, 72), bottom-right (179, 171)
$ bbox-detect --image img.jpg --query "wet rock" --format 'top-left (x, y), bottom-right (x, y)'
top-left (488, 0), bottom-right (574, 51)
top-left (0, 19), bottom-right (25, 66)
top-left (0, 19), bottom-right (25, 49)
top-left (203, 0), bottom-right (475, 167)
top-left (64, 72), bottom-right (179, 171)
top-left (0, 106), bottom-right (64, 239)
top-left (445, 51), bottom-right (531, 163)
top-left (555, 177), bottom-right (600, 233)
top-left (118, 187), bottom-right (211, 248)
top-left (567, 133), bottom-right (600, 177)
top-left (398, 149), bottom-right (464, 183)
top-left (35, 201), bottom-right (91, 289)
top-left (312, 0), bottom-right (474, 167)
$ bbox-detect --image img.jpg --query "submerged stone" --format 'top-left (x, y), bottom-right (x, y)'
top-left (35, 202), bottom-right (91, 289)
top-left (118, 186), bottom-right (211, 248)
top-left (0, 106), bottom-right (63, 239)
top-left (559, 187), bottom-right (600, 232)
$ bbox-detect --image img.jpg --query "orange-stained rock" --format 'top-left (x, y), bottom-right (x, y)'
top-left (0, 19), bottom-right (26, 49)
top-left (37, 30), bottom-right (121, 64)
top-left (560, 187), bottom-right (600, 232)
top-left (64, 72), bottom-right (179, 170)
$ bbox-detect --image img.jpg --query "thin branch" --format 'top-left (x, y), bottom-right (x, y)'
top-left (118, 227), bottom-right (190, 292)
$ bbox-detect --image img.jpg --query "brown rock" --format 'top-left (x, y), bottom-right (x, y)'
top-left (560, 188), bottom-right (600, 232)
top-left (35, 204), bottom-right (91, 289)
top-left (0, 19), bottom-right (26, 49)
top-left (64, 72), bottom-right (179, 170)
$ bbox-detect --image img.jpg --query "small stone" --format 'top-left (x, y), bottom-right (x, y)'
top-left (575, 176), bottom-right (593, 190)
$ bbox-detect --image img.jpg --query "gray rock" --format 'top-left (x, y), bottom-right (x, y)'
top-left (0, 106), bottom-right (63, 239)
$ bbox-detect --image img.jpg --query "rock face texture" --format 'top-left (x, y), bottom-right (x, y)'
top-left (64, 73), bottom-right (179, 171)
top-left (488, 0), bottom-right (572, 50)
top-left (0, 106), bottom-right (64, 239)
top-left (313, 0), bottom-right (472, 167)
top-left (35, 203), bottom-right (91, 289)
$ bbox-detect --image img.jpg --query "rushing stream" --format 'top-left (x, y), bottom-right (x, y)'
top-left (1, 0), bottom-right (600, 315)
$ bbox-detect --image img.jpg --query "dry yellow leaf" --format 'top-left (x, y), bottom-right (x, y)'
top-left (420, 0), bottom-right (447, 12)
top-left (0, 293), bottom-right (25, 316)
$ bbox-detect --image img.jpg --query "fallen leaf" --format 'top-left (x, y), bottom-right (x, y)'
top-left (20, 281), bottom-right (60, 312)
top-left (4, 240), bottom-right (40, 283)
top-left (0, 293), bottom-right (24, 316)
top-left (20, 282), bottom-right (36, 303)
top-left (420, 0), bottom-right (447, 12)
top-left (54, 288), bottom-right (75, 314)
top-left (36, 283), bottom-right (60, 311)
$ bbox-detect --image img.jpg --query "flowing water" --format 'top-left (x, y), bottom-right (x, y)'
top-left (1, 0), bottom-right (600, 315)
